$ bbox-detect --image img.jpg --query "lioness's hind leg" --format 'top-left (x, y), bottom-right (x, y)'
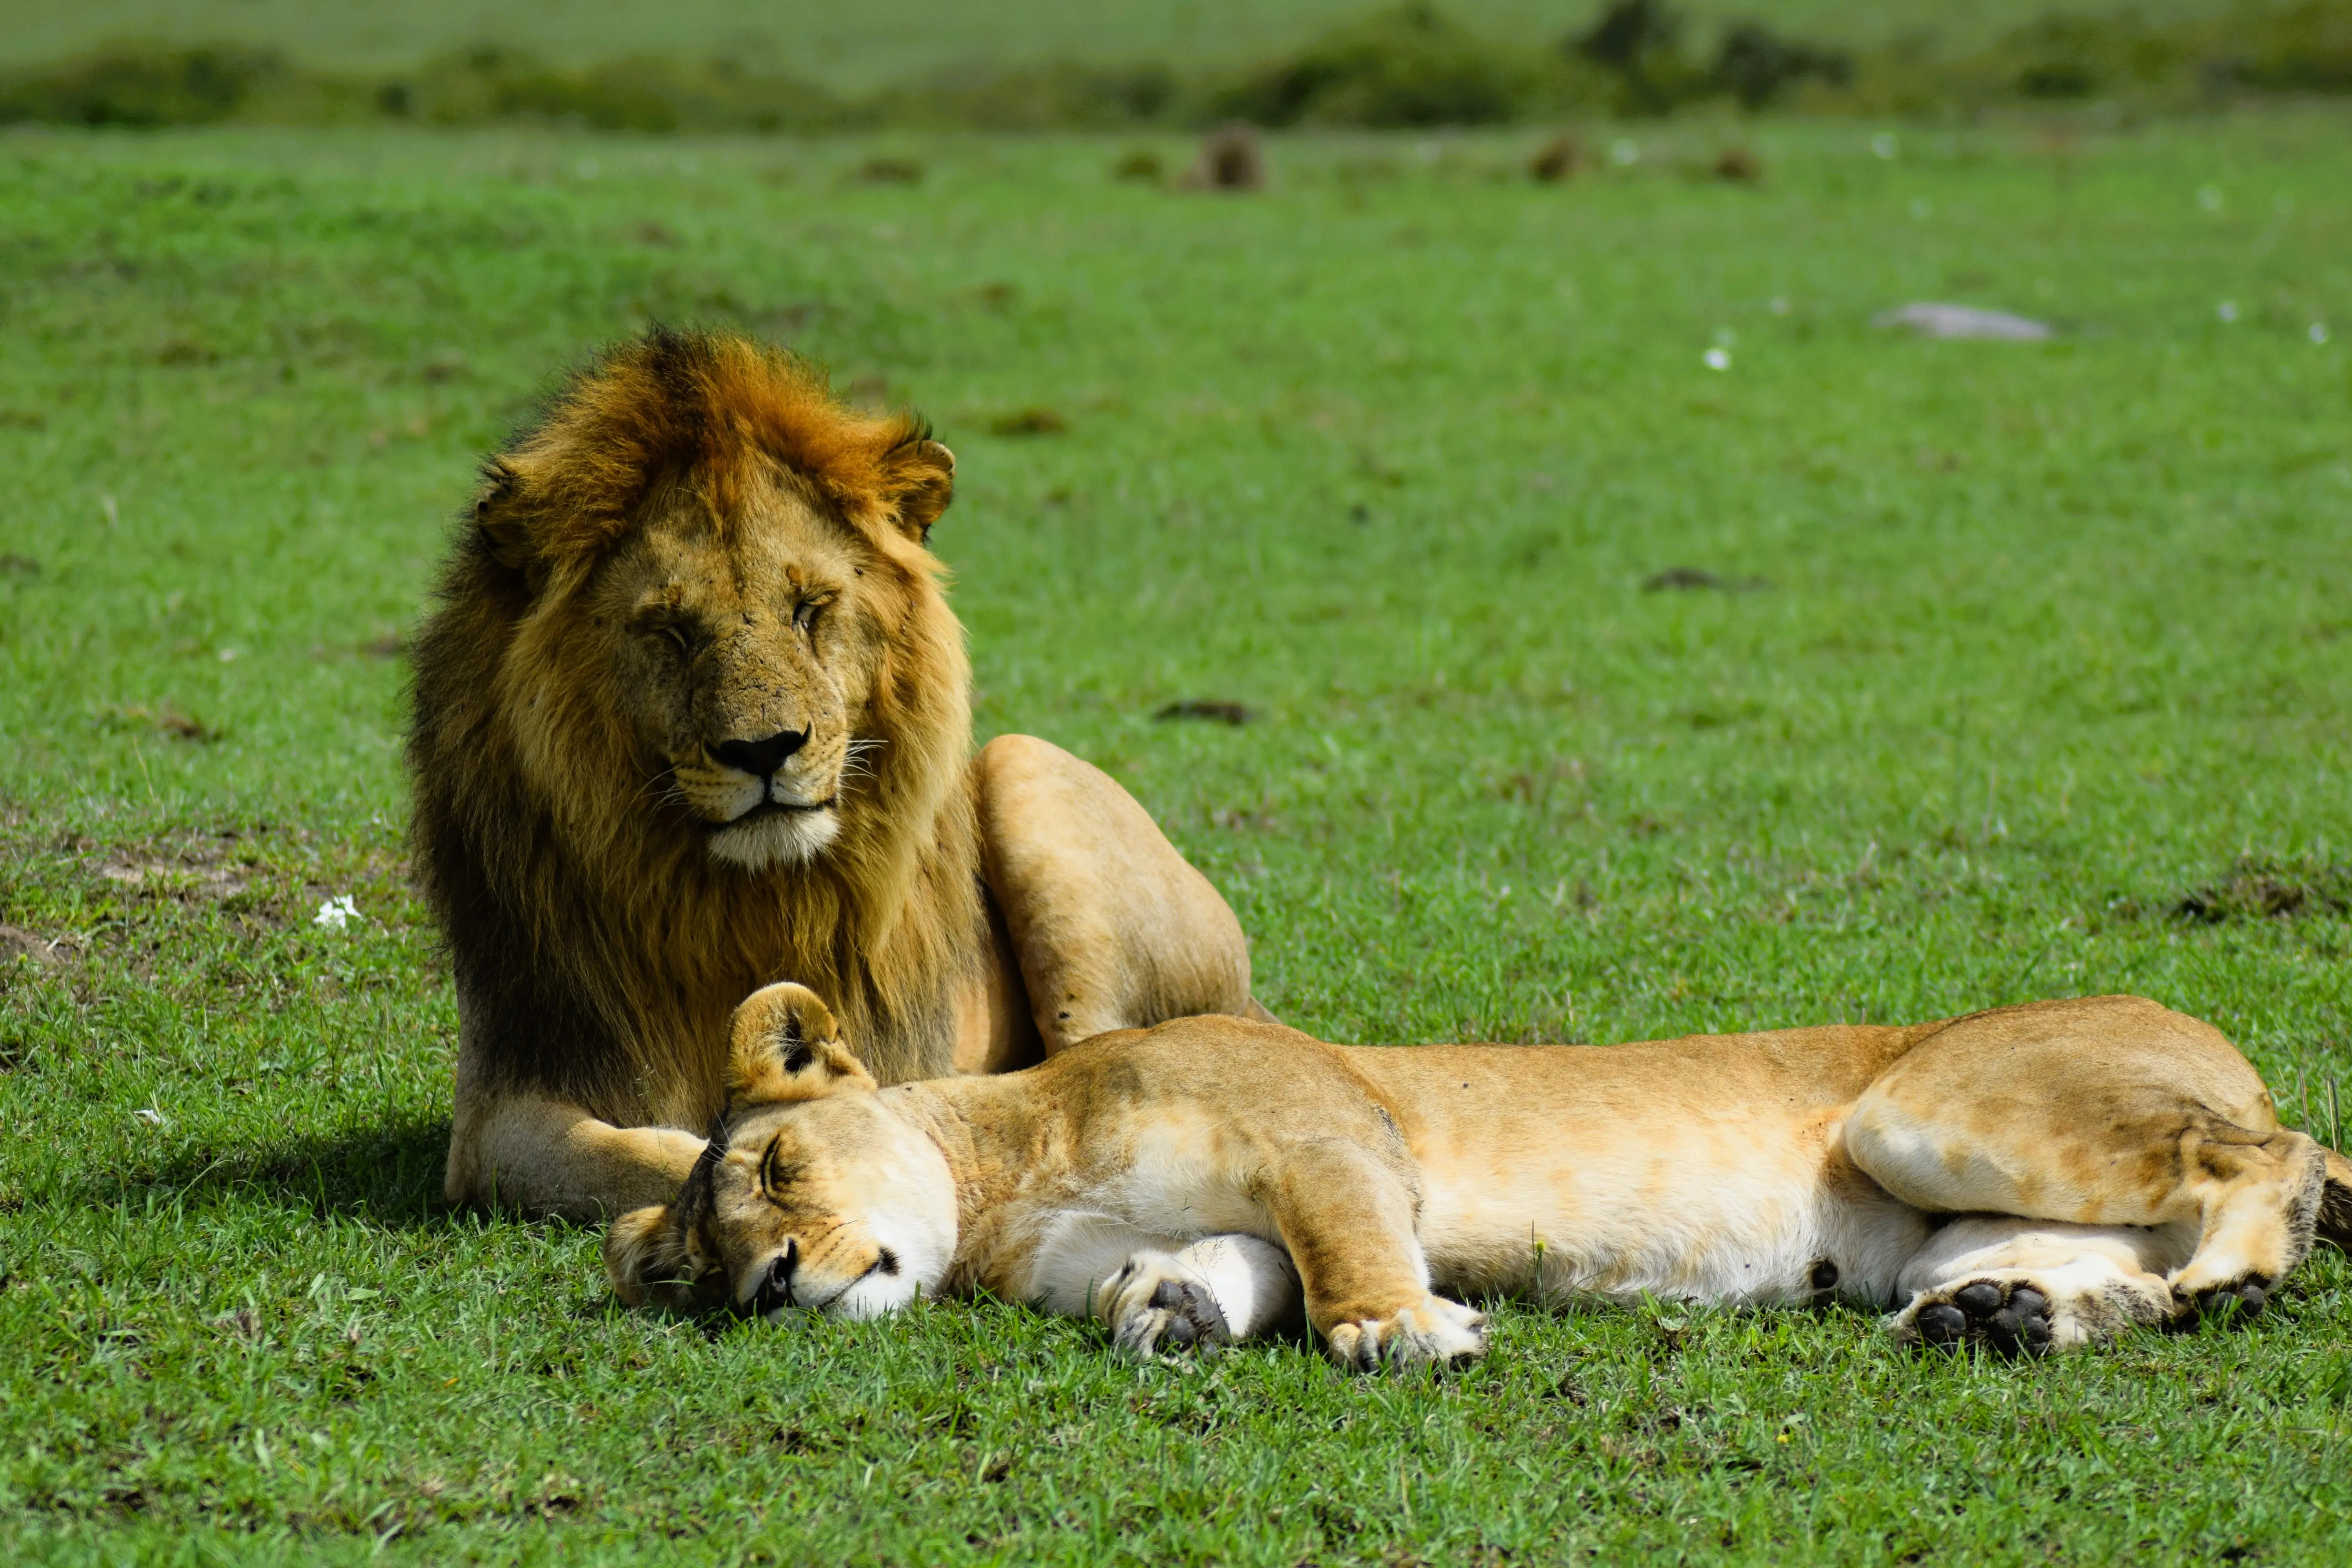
top-left (1891, 1218), bottom-right (2187, 1354)
top-left (1096, 1235), bottom-right (1302, 1357)
top-left (1848, 995), bottom-right (2327, 1319)
top-left (2163, 1130), bottom-right (2328, 1316)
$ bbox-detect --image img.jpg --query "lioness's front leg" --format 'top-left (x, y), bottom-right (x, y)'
top-left (1262, 1140), bottom-right (1487, 1370)
top-left (976, 734), bottom-right (1256, 1054)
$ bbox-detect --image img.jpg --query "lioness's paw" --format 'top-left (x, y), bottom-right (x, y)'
top-left (1098, 1252), bottom-right (1231, 1358)
top-left (1896, 1277), bottom-right (2058, 1356)
top-left (1893, 1270), bottom-right (2167, 1356)
top-left (1322, 1295), bottom-right (1486, 1372)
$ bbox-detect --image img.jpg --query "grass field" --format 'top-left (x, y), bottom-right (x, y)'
top-left (3, 110), bottom-right (2352, 1564)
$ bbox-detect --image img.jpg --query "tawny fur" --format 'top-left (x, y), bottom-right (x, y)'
top-left (609, 990), bottom-right (2352, 1370)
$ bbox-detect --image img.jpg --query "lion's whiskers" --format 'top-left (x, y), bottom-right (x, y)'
top-left (838, 737), bottom-right (888, 795)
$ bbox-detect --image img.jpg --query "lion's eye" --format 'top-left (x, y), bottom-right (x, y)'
top-left (791, 600), bottom-right (821, 634)
top-left (661, 623), bottom-right (693, 657)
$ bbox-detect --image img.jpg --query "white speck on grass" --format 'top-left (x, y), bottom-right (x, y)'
top-left (2316, 323), bottom-right (2333, 345)
top-left (1872, 133), bottom-right (1899, 160)
top-left (1769, 296), bottom-right (1791, 316)
top-left (218, 647), bottom-right (238, 662)
top-left (1703, 347), bottom-right (1731, 371)
top-left (1610, 139), bottom-right (1639, 167)
top-left (2198, 185), bottom-right (2224, 212)
top-left (134, 1107), bottom-right (165, 1127)
top-left (2218, 300), bottom-right (2240, 323)
top-left (314, 895), bottom-right (359, 931)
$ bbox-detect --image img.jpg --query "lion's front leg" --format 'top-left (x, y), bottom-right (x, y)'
top-left (975, 733), bottom-right (1255, 1054)
top-left (446, 1076), bottom-right (704, 1221)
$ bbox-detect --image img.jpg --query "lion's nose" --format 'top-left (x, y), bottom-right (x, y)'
top-left (712, 728), bottom-right (808, 779)
top-left (751, 1240), bottom-right (799, 1316)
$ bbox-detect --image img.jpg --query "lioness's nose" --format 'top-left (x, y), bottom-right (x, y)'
top-left (751, 1241), bottom-right (799, 1316)
top-left (712, 728), bottom-right (808, 779)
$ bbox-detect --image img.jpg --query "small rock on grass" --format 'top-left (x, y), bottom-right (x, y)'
top-left (1875, 303), bottom-right (2053, 341)
top-left (1530, 134), bottom-right (1586, 183)
top-left (1183, 123), bottom-right (1263, 192)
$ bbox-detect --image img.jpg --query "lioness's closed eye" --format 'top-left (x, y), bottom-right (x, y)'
top-left (610, 984), bottom-right (2352, 1371)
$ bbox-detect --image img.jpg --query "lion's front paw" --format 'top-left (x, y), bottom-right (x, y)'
top-left (1322, 1295), bottom-right (1486, 1372)
top-left (1098, 1251), bottom-right (1232, 1358)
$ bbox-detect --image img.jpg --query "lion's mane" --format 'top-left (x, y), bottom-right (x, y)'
top-left (407, 329), bottom-right (983, 1128)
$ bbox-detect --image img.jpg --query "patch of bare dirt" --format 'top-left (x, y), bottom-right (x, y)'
top-left (0, 924), bottom-right (79, 967)
top-left (2174, 857), bottom-right (2352, 923)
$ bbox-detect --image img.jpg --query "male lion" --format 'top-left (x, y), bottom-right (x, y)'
top-left (608, 984), bottom-right (2352, 1366)
top-left (409, 329), bottom-right (1259, 1220)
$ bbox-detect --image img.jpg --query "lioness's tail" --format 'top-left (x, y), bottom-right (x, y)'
top-left (2319, 1147), bottom-right (2352, 1251)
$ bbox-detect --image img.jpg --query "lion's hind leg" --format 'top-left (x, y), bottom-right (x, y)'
top-left (1891, 1218), bottom-right (2187, 1354)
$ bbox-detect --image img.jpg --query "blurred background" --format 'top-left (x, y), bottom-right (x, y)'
top-left (0, 1), bottom-right (2347, 133)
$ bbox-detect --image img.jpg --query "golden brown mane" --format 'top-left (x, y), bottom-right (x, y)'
top-left (408, 329), bottom-right (983, 1130)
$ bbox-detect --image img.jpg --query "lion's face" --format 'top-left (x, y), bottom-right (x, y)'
top-left (604, 984), bottom-right (958, 1318)
top-left (579, 479), bottom-right (893, 872)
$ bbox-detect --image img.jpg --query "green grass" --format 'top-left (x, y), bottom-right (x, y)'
top-left (3, 112), bottom-right (2352, 1563)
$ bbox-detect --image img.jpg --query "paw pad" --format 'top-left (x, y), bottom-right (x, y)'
top-left (1105, 1263), bottom-right (1230, 1359)
top-left (2190, 1278), bottom-right (2268, 1325)
top-left (1913, 1280), bottom-right (2052, 1356)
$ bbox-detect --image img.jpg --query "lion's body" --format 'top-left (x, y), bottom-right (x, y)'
top-left (410, 332), bottom-right (1257, 1220)
top-left (610, 990), bottom-right (2352, 1365)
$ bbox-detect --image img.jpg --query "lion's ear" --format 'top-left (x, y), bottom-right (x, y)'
top-left (880, 438), bottom-right (955, 545)
top-left (726, 982), bottom-right (877, 1105)
top-left (473, 458), bottom-right (537, 573)
top-left (605, 1203), bottom-right (704, 1311)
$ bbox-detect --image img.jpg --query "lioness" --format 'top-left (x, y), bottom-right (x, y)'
top-left (608, 984), bottom-right (2352, 1365)
top-left (409, 330), bottom-right (1261, 1219)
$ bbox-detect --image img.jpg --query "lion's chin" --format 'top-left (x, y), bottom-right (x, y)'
top-left (706, 805), bottom-right (840, 872)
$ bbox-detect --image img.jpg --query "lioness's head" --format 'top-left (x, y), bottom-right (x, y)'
top-left (465, 330), bottom-right (964, 875)
top-left (604, 982), bottom-right (958, 1318)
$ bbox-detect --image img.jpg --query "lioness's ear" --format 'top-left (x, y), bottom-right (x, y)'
top-left (879, 438), bottom-right (955, 545)
top-left (605, 1203), bottom-right (699, 1310)
top-left (472, 457), bottom-right (537, 573)
top-left (726, 982), bottom-right (877, 1105)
